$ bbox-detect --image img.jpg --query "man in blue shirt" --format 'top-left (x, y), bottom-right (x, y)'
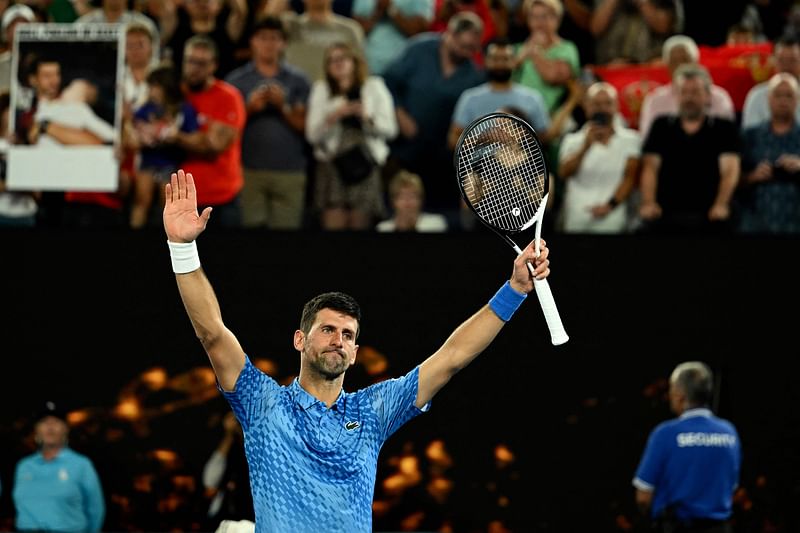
top-left (383, 12), bottom-right (486, 216)
top-left (449, 38), bottom-right (551, 150)
top-left (633, 361), bottom-right (741, 533)
top-left (163, 168), bottom-right (553, 532)
top-left (12, 401), bottom-right (105, 532)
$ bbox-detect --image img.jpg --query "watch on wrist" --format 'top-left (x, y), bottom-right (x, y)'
top-left (39, 120), bottom-right (50, 135)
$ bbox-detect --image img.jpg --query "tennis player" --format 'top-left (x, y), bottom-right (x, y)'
top-left (163, 169), bottom-right (551, 532)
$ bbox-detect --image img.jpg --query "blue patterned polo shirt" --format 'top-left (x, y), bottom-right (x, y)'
top-left (222, 356), bottom-right (428, 532)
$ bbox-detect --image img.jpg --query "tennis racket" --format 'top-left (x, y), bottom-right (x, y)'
top-left (454, 112), bottom-right (569, 345)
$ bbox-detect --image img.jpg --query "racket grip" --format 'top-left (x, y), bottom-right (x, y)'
top-left (533, 277), bottom-right (569, 345)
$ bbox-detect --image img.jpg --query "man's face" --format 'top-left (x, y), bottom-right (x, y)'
top-left (295, 308), bottom-right (359, 380)
top-left (32, 62), bottom-right (61, 100)
top-left (768, 80), bottom-right (798, 121)
top-left (251, 29), bottom-right (284, 62)
top-left (182, 46), bottom-right (216, 91)
top-left (446, 30), bottom-right (481, 64)
top-left (775, 44), bottom-right (800, 77)
top-left (126, 31), bottom-right (153, 68)
top-left (485, 44), bottom-right (515, 81)
top-left (35, 416), bottom-right (68, 448)
top-left (677, 77), bottom-right (709, 120)
top-left (585, 88), bottom-right (617, 118)
top-left (668, 45), bottom-right (694, 74)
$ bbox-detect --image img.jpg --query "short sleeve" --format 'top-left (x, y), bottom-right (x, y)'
top-left (365, 365), bottom-right (429, 442)
top-left (633, 425), bottom-right (668, 491)
top-left (642, 116), bottom-right (668, 156)
top-left (452, 92), bottom-right (471, 128)
top-left (558, 129), bottom-right (585, 162)
top-left (220, 356), bottom-right (281, 431)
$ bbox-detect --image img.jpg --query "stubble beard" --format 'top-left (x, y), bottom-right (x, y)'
top-left (310, 349), bottom-right (349, 381)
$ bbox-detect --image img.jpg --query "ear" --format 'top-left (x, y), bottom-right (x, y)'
top-left (349, 344), bottom-right (359, 366)
top-left (293, 329), bottom-right (305, 352)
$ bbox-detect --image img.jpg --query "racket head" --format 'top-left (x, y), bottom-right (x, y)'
top-left (453, 112), bottom-right (549, 234)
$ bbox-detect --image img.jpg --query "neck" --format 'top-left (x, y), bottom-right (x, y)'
top-left (255, 56), bottom-right (280, 76)
top-left (298, 372), bottom-right (344, 408)
top-left (681, 114), bottom-right (704, 133)
top-left (187, 78), bottom-right (214, 93)
top-left (130, 62), bottom-right (150, 80)
top-left (488, 80), bottom-right (512, 91)
top-left (307, 8), bottom-right (331, 23)
top-left (771, 116), bottom-right (794, 134)
top-left (394, 211), bottom-right (419, 231)
top-left (40, 445), bottom-right (63, 461)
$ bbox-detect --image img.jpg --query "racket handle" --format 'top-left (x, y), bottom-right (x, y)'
top-left (516, 241), bottom-right (569, 345)
top-left (527, 262), bottom-right (569, 345)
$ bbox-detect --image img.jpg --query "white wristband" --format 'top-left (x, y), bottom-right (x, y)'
top-left (168, 240), bottom-right (201, 274)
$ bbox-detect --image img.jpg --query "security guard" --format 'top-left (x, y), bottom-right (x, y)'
top-left (633, 361), bottom-right (741, 533)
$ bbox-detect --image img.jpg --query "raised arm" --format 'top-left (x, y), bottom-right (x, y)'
top-left (416, 240), bottom-right (550, 408)
top-left (164, 170), bottom-right (246, 391)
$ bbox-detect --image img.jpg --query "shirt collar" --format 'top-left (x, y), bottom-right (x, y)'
top-left (679, 407), bottom-right (712, 419)
top-left (291, 378), bottom-right (345, 411)
top-left (35, 447), bottom-right (68, 463)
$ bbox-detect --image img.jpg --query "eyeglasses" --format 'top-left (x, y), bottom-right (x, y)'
top-left (327, 55), bottom-right (351, 64)
top-left (185, 57), bottom-right (213, 67)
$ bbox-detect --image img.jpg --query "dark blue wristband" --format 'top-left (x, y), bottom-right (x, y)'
top-left (489, 281), bottom-right (527, 322)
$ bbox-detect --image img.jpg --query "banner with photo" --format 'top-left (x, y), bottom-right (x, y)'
top-left (7, 23), bottom-right (124, 191)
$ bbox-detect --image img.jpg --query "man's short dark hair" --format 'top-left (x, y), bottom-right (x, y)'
top-left (300, 292), bottom-right (362, 338)
top-left (486, 36), bottom-right (512, 51)
top-left (252, 15), bottom-right (287, 40)
top-left (19, 52), bottom-right (60, 87)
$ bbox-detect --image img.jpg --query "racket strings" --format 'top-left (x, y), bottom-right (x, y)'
top-left (458, 117), bottom-right (547, 232)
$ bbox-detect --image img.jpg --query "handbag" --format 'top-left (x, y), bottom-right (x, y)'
top-left (332, 129), bottom-right (375, 185)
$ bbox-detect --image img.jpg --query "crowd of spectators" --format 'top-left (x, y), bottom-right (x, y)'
top-left (0, 0), bottom-right (797, 234)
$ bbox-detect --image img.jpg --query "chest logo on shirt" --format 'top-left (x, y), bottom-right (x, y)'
top-left (59, 468), bottom-right (69, 481)
top-left (345, 420), bottom-right (361, 431)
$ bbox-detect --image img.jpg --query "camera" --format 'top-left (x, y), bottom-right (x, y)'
top-left (590, 112), bottom-right (612, 126)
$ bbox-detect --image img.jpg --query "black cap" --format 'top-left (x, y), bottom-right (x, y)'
top-left (36, 400), bottom-right (68, 423)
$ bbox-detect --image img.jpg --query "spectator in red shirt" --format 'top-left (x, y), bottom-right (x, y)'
top-left (175, 35), bottom-right (247, 228)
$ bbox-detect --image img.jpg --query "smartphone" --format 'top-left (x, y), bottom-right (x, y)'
top-left (590, 112), bottom-right (611, 126)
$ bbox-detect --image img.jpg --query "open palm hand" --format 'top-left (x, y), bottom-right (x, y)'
top-left (163, 169), bottom-right (212, 243)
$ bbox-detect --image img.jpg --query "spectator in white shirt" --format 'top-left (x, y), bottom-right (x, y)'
top-left (558, 81), bottom-right (641, 233)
